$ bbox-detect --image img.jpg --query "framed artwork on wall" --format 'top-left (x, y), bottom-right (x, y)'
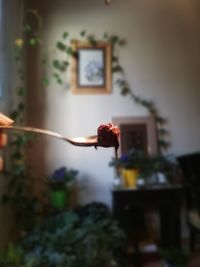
top-left (71, 40), bottom-right (112, 94)
top-left (112, 116), bottom-right (158, 156)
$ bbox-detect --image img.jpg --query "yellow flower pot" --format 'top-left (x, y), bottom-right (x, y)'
top-left (121, 169), bottom-right (139, 188)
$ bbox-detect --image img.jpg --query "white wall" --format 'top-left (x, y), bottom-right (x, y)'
top-left (26, 0), bottom-right (200, 207)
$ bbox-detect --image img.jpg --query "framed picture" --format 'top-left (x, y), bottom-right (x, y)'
top-left (71, 40), bottom-right (112, 94)
top-left (112, 116), bottom-right (158, 156)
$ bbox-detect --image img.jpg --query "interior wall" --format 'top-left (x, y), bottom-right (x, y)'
top-left (26, 0), bottom-right (200, 207)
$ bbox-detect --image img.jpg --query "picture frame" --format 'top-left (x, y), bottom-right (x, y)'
top-left (71, 40), bottom-right (112, 94)
top-left (112, 116), bottom-right (158, 156)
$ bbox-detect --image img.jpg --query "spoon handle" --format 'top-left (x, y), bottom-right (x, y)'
top-left (0, 126), bottom-right (98, 147)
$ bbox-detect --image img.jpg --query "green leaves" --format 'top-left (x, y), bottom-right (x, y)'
top-left (29, 38), bottom-right (37, 46)
top-left (158, 139), bottom-right (170, 150)
top-left (18, 203), bottom-right (126, 267)
top-left (23, 23), bottom-right (32, 33)
top-left (110, 35), bottom-right (119, 45)
top-left (66, 46), bottom-right (73, 55)
top-left (29, 37), bottom-right (39, 46)
top-left (112, 65), bottom-right (123, 73)
top-left (18, 102), bottom-right (25, 111)
top-left (53, 73), bottom-right (63, 84)
top-left (52, 59), bottom-right (69, 73)
top-left (120, 87), bottom-right (130, 96)
top-left (87, 35), bottom-right (98, 46)
top-left (17, 87), bottom-right (25, 96)
top-left (80, 30), bottom-right (86, 37)
top-left (42, 77), bottom-right (50, 87)
top-left (62, 32), bottom-right (69, 39)
top-left (10, 110), bottom-right (20, 121)
top-left (118, 38), bottom-right (126, 46)
top-left (158, 128), bottom-right (169, 136)
top-left (56, 41), bottom-right (67, 51)
top-left (52, 59), bottom-right (60, 69)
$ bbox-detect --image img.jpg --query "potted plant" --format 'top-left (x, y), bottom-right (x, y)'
top-left (20, 202), bottom-right (127, 267)
top-left (48, 166), bottom-right (78, 209)
top-left (136, 154), bottom-right (174, 184)
top-left (109, 149), bottom-right (145, 188)
top-left (110, 149), bottom-right (175, 188)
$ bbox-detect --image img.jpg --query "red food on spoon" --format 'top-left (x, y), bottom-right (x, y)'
top-left (97, 123), bottom-right (120, 149)
top-left (96, 123), bottom-right (120, 157)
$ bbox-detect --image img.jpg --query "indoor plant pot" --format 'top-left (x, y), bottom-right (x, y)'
top-left (48, 166), bottom-right (78, 209)
top-left (50, 189), bottom-right (69, 209)
top-left (121, 168), bottom-right (139, 188)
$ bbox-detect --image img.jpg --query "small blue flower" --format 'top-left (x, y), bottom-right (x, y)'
top-left (48, 166), bottom-right (78, 190)
top-left (120, 155), bottom-right (129, 163)
top-left (53, 167), bottom-right (67, 181)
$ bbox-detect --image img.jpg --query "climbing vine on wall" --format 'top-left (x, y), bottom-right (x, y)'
top-left (14, 9), bottom-right (170, 155)
top-left (45, 31), bottom-right (170, 155)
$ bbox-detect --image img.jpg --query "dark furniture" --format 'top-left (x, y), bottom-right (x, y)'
top-left (112, 185), bottom-right (184, 266)
top-left (177, 152), bottom-right (200, 251)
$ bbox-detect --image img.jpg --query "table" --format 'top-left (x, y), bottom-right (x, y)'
top-left (112, 185), bottom-right (185, 266)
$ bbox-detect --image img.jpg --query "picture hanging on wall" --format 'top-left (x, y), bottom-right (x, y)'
top-left (71, 40), bottom-right (112, 94)
top-left (112, 116), bottom-right (158, 156)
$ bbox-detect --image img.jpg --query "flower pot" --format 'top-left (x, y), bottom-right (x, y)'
top-left (121, 169), bottom-right (139, 188)
top-left (50, 190), bottom-right (69, 209)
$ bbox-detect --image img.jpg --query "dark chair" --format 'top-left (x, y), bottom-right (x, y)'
top-left (177, 152), bottom-right (200, 251)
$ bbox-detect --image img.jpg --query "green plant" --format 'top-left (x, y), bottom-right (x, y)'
top-left (1, 10), bottom-right (46, 233)
top-left (0, 243), bottom-right (25, 267)
top-left (49, 31), bottom-right (170, 154)
top-left (48, 166), bottom-right (78, 209)
top-left (109, 149), bottom-right (145, 170)
top-left (159, 247), bottom-right (189, 267)
top-left (109, 148), bottom-right (175, 182)
top-left (20, 202), bottom-right (127, 267)
top-left (145, 155), bottom-right (174, 176)
top-left (22, 9), bottom-right (170, 154)
top-left (48, 166), bottom-right (78, 191)
top-left (12, 9), bottom-right (170, 156)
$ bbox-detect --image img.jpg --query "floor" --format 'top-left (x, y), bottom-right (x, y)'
top-left (127, 241), bottom-right (200, 267)
top-left (138, 250), bottom-right (200, 267)
top-left (144, 253), bottom-right (200, 267)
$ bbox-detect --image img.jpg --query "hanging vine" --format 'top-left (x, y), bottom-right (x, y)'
top-left (13, 9), bottom-right (171, 155)
top-left (103, 33), bottom-right (170, 155)
top-left (44, 29), bottom-right (170, 155)
top-left (1, 9), bottom-right (44, 232)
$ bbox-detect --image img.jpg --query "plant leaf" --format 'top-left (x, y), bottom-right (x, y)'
top-left (43, 77), bottom-right (50, 87)
top-left (112, 65), bottom-right (123, 73)
top-left (80, 30), bottom-right (86, 37)
top-left (62, 32), bottom-right (69, 39)
top-left (56, 41), bottom-right (66, 51)
top-left (29, 38), bottom-right (37, 46)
